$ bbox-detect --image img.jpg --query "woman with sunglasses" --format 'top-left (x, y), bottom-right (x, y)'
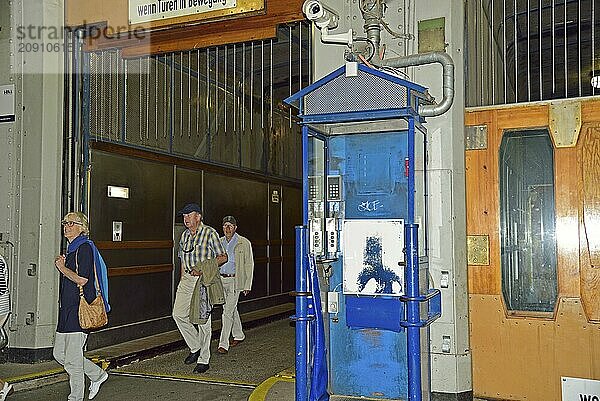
top-left (53, 212), bottom-right (108, 401)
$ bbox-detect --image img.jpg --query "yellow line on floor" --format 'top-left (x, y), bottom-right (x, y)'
top-left (248, 375), bottom-right (295, 401)
top-left (276, 367), bottom-right (295, 380)
top-left (5, 368), bottom-right (65, 383)
top-left (88, 355), bottom-right (110, 370)
top-left (114, 369), bottom-right (258, 387)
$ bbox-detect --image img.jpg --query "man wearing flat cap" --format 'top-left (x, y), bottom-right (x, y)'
top-left (173, 203), bottom-right (227, 374)
top-left (216, 215), bottom-right (254, 354)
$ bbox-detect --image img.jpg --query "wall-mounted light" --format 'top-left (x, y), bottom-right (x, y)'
top-left (591, 75), bottom-right (600, 89)
top-left (107, 185), bottom-right (130, 199)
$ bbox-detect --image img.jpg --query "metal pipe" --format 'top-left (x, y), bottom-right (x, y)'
top-left (154, 56), bottom-right (158, 141)
top-left (357, 3), bottom-right (454, 117)
top-left (289, 26), bottom-right (293, 128)
top-left (146, 56), bottom-right (150, 140)
top-left (243, 42), bottom-right (246, 132)
top-left (197, 50), bottom-right (200, 136)
top-left (593, 0), bottom-right (596, 96)
top-left (61, 29), bottom-right (72, 218)
top-left (225, 46), bottom-right (228, 133)
top-left (360, 0), bottom-right (382, 53)
top-left (71, 30), bottom-right (82, 211)
top-left (375, 51), bottom-right (455, 117)
top-left (539, 0), bottom-right (542, 100)
top-left (250, 42), bottom-right (254, 130)
top-left (563, 0), bottom-right (567, 97)
top-left (513, 0), bottom-right (517, 102)
top-left (503, 0), bottom-right (507, 103)
top-left (491, 0), bottom-right (495, 104)
top-left (527, 0), bottom-right (531, 101)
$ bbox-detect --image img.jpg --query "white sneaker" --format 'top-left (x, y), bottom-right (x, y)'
top-left (88, 372), bottom-right (108, 400)
top-left (0, 382), bottom-right (13, 401)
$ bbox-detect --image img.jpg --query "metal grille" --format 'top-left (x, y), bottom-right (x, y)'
top-left (89, 50), bottom-right (122, 141)
top-left (466, 0), bottom-right (600, 106)
top-left (86, 22), bottom-right (309, 179)
top-left (304, 69), bottom-right (408, 115)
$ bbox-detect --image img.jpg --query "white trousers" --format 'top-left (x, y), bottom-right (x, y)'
top-left (53, 332), bottom-right (105, 401)
top-left (172, 274), bottom-right (212, 364)
top-left (218, 276), bottom-right (245, 350)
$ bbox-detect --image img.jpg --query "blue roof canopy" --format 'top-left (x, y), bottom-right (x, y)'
top-left (284, 63), bottom-right (431, 127)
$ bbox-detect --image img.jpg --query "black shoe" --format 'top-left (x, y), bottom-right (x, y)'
top-left (193, 363), bottom-right (209, 373)
top-left (184, 350), bottom-right (200, 365)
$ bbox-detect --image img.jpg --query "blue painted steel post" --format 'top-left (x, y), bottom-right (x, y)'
top-left (295, 123), bottom-right (310, 401)
top-left (405, 223), bottom-right (422, 401)
top-left (295, 225), bottom-right (309, 401)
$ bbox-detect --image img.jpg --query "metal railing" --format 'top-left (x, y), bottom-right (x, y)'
top-left (466, 0), bottom-right (599, 106)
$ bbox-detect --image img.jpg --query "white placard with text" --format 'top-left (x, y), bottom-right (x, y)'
top-left (562, 377), bottom-right (600, 401)
top-left (129, 0), bottom-right (237, 24)
top-left (0, 84), bottom-right (15, 123)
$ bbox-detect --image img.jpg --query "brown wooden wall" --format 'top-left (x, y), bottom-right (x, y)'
top-left (465, 99), bottom-right (600, 401)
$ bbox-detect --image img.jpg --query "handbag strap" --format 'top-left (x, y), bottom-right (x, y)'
top-left (75, 248), bottom-right (101, 297)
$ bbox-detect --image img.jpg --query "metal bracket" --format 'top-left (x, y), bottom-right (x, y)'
top-left (549, 100), bottom-right (581, 147)
top-left (465, 125), bottom-right (488, 150)
top-left (399, 288), bottom-right (442, 327)
top-left (289, 291), bottom-right (312, 297)
top-left (289, 314), bottom-right (315, 322)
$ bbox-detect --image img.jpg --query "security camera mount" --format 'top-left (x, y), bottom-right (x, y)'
top-left (303, 0), bottom-right (353, 46)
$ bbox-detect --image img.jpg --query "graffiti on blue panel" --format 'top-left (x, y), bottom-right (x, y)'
top-left (357, 199), bottom-right (384, 212)
top-left (357, 236), bottom-right (402, 294)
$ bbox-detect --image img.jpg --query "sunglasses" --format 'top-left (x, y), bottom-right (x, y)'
top-left (61, 221), bottom-right (83, 227)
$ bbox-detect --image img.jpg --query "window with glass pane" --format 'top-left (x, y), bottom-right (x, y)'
top-left (499, 129), bottom-right (558, 312)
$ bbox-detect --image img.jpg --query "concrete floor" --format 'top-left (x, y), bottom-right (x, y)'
top-left (4, 318), bottom-right (493, 401)
top-left (115, 318), bottom-right (295, 385)
top-left (8, 374), bottom-right (254, 401)
top-left (8, 319), bottom-right (295, 401)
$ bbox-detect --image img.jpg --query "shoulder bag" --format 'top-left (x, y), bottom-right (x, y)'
top-left (76, 250), bottom-right (108, 330)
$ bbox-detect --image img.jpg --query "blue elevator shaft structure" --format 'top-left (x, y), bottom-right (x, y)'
top-left (286, 63), bottom-right (442, 401)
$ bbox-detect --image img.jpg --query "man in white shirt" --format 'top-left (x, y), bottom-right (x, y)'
top-left (217, 216), bottom-right (254, 354)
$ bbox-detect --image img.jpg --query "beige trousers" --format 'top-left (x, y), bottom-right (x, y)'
top-left (172, 273), bottom-right (212, 364)
top-left (218, 276), bottom-right (245, 350)
top-left (53, 332), bottom-right (105, 401)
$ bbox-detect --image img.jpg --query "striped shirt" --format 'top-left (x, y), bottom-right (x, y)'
top-left (178, 224), bottom-right (225, 273)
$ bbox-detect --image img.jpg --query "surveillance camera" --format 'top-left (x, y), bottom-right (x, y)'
top-left (302, 0), bottom-right (339, 30)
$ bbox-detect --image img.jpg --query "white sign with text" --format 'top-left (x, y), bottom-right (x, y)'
top-left (129, 0), bottom-right (237, 24)
top-left (562, 377), bottom-right (600, 401)
top-left (0, 84), bottom-right (15, 123)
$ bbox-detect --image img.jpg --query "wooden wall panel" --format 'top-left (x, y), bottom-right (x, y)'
top-left (579, 123), bottom-right (600, 321)
top-left (581, 100), bottom-right (600, 122)
top-left (465, 110), bottom-right (500, 295)
top-left (495, 105), bottom-right (549, 130)
top-left (121, 26), bottom-right (277, 58)
top-left (554, 146), bottom-right (581, 297)
top-left (470, 296), bottom-right (600, 401)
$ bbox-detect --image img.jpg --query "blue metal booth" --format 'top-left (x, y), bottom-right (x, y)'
top-left (285, 63), bottom-right (442, 401)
